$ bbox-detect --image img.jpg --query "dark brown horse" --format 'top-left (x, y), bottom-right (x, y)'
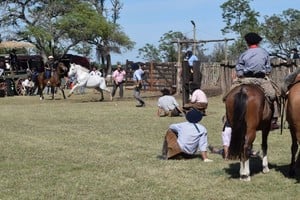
top-left (286, 74), bottom-right (300, 177)
top-left (36, 62), bottom-right (68, 100)
top-left (225, 84), bottom-right (273, 181)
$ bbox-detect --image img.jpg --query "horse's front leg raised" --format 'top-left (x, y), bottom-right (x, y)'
top-left (68, 83), bottom-right (79, 97)
top-left (261, 129), bottom-right (270, 174)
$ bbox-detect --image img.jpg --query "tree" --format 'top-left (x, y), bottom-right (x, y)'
top-left (220, 0), bottom-right (260, 57)
top-left (262, 9), bottom-right (300, 58)
top-left (158, 31), bottom-right (188, 62)
top-left (138, 31), bottom-right (192, 63)
top-left (0, 0), bottom-right (134, 67)
top-left (138, 44), bottom-right (161, 62)
top-left (89, 0), bottom-right (135, 76)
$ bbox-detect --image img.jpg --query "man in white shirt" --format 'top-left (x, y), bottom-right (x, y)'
top-left (161, 109), bottom-right (212, 162)
top-left (157, 88), bottom-right (183, 117)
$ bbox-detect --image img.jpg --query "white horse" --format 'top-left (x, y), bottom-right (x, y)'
top-left (67, 63), bottom-right (112, 101)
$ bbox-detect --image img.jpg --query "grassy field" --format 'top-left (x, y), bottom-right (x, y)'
top-left (0, 89), bottom-right (299, 200)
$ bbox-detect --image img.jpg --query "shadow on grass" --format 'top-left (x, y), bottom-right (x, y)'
top-left (223, 157), bottom-right (300, 183)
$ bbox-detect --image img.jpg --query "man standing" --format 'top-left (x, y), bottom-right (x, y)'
top-left (133, 64), bottom-right (145, 107)
top-left (111, 63), bottom-right (126, 99)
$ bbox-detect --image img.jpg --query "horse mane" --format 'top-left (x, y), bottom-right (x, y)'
top-left (229, 86), bottom-right (248, 159)
top-left (70, 63), bottom-right (90, 73)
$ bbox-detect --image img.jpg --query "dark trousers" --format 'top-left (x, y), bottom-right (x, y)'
top-left (133, 85), bottom-right (144, 105)
top-left (111, 82), bottom-right (124, 98)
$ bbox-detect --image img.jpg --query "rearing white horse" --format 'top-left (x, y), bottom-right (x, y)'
top-left (68, 63), bottom-right (112, 101)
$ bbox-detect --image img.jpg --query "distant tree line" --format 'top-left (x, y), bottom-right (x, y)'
top-left (138, 0), bottom-right (300, 63)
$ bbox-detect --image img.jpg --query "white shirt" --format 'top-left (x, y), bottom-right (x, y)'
top-left (191, 89), bottom-right (208, 103)
top-left (157, 95), bottom-right (179, 111)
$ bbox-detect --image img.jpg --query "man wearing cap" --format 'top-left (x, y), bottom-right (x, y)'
top-left (45, 55), bottom-right (55, 80)
top-left (229, 32), bottom-right (280, 129)
top-left (161, 109), bottom-right (213, 162)
top-left (157, 88), bottom-right (183, 117)
top-left (111, 63), bottom-right (126, 99)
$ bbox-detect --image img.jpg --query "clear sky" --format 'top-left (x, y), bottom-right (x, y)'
top-left (110, 0), bottom-right (299, 64)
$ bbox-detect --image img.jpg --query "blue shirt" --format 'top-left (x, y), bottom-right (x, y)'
top-left (169, 122), bottom-right (208, 154)
top-left (133, 68), bottom-right (144, 81)
top-left (188, 55), bottom-right (198, 67)
top-left (236, 47), bottom-right (271, 77)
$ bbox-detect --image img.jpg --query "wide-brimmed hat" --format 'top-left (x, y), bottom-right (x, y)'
top-left (186, 109), bottom-right (203, 123)
top-left (244, 32), bottom-right (262, 45)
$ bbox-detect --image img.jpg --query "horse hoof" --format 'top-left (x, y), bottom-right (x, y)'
top-left (240, 175), bottom-right (251, 181)
top-left (262, 167), bottom-right (270, 174)
top-left (99, 98), bottom-right (104, 102)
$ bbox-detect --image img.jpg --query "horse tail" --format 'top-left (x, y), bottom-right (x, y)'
top-left (229, 86), bottom-right (248, 159)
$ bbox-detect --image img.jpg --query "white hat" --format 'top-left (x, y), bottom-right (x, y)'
top-left (48, 55), bottom-right (54, 59)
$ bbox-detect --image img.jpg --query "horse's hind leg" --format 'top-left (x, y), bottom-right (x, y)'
top-left (104, 88), bottom-right (112, 101)
top-left (289, 129), bottom-right (298, 177)
top-left (261, 129), bottom-right (270, 174)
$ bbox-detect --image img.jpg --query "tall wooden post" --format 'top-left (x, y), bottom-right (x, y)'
top-left (176, 40), bottom-right (182, 96)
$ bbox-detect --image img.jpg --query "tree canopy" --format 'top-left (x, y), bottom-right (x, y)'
top-left (0, 0), bottom-right (134, 63)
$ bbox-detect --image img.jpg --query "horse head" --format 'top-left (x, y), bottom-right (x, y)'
top-left (68, 63), bottom-right (78, 77)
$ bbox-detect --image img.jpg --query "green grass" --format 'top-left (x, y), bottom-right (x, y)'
top-left (0, 90), bottom-right (299, 199)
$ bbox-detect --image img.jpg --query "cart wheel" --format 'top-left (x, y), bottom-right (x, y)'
top-left (15, 78), bottom-right (25, 96)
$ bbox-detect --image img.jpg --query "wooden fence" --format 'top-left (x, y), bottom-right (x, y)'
top-left (124, 58), bottom-right (300, 95)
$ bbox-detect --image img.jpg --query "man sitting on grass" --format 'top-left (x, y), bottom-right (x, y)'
top-left (161, 109), bottom-right (212, 162)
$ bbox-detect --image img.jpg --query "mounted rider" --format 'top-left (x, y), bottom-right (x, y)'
top-left (44, 56), bottom-right (57, 79)
top-left (226, 32), bottom-right (281, 129)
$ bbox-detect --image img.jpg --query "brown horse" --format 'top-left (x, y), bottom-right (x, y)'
top-left (286, 74), bottom-right (300, 177)
top-left (36, 62), bottom-right (68, 100)
top-left (225, 84), bottom-right (273, 181)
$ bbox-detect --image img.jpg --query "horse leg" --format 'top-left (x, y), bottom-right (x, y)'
top-left (261, 128), bottom-right (270, 174)
top-left (100, 78), bottom-right (112, 101)
top-left (103, 88), bottom-right (112, 101)
top-left (60, 87), bottom-right (66, 99)
top-left (239, 129), bottom-right (255, 181)
top-left (38, 86), bottom-right (44, 100)
top-left (51, 86), bottom-right (55, 100)
top-left (68, 84), bottom-right (79, 97)
top-left (289, 128), bottom-right (298, 177)
top-left (99, 88), bottom-right (104, 101)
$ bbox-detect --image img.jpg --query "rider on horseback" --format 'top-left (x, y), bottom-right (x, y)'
top-left (230, 32), bottom-right (281, 129)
